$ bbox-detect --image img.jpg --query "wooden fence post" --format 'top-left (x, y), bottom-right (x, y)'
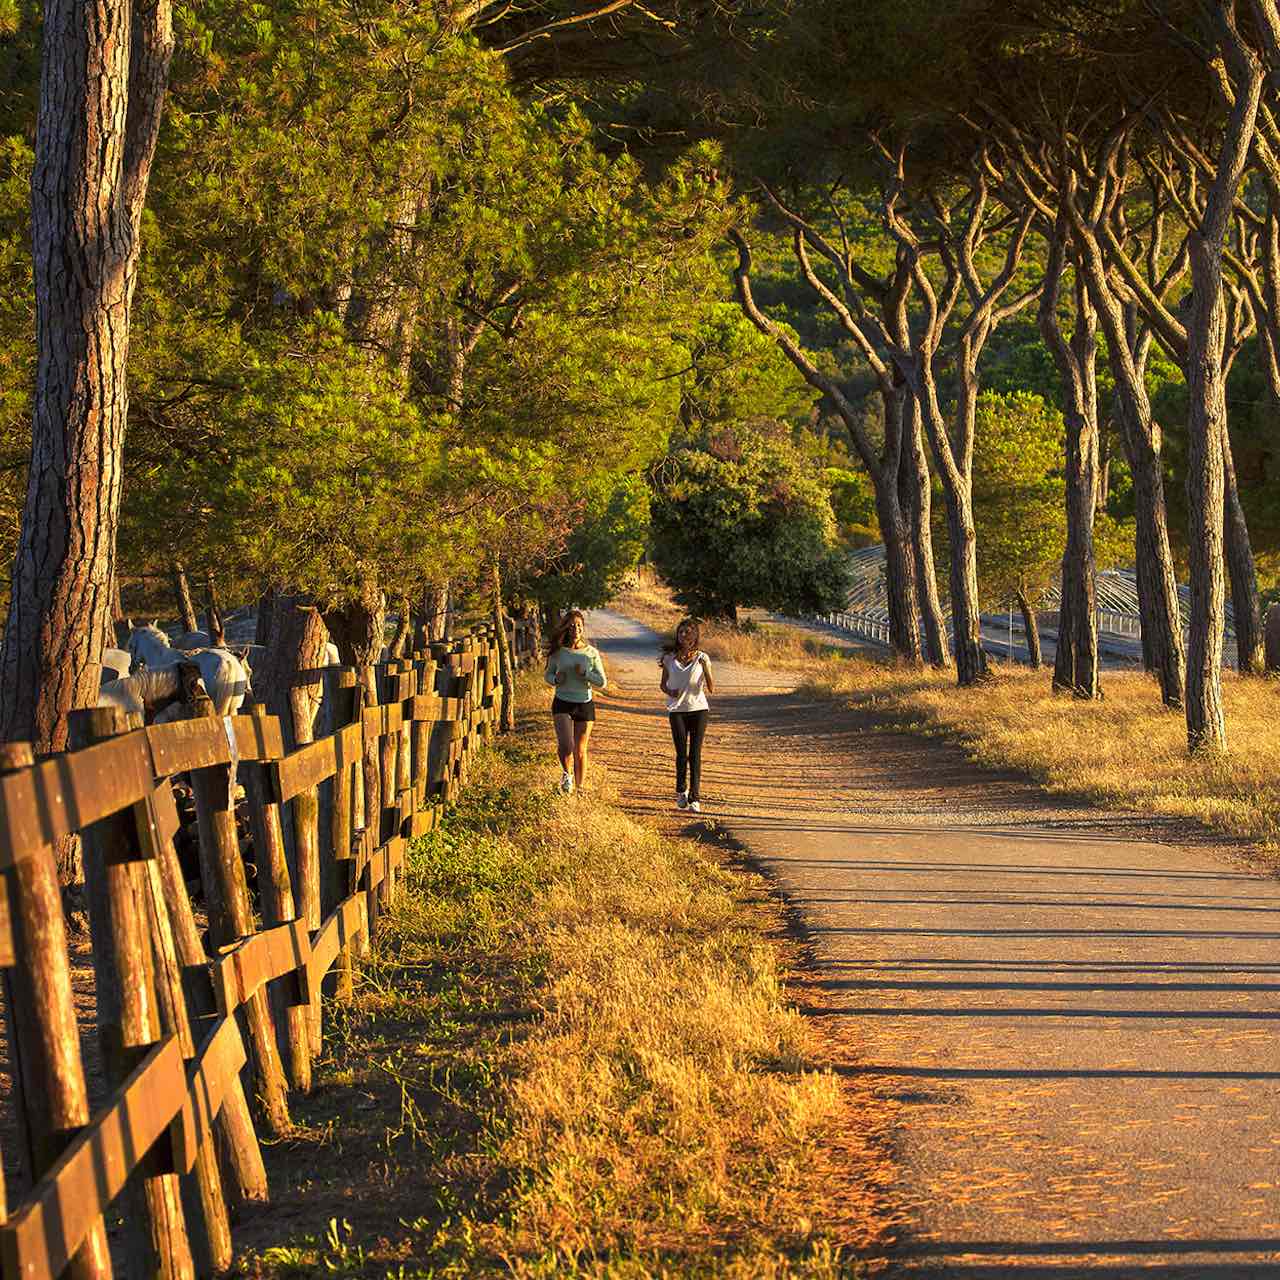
top-left (287, 693), bottom-right (324, 1056)
top-left (70, 707), bottom-right (195, 1280)
top-left (139, 846), bottom-right (233, 1276)
top-left (411, 656), bottom-right (436, 815)
top-left (187, 710), bottom-right (292, 1137)
top-left (0, 741), bottom-right (113, 1280)
top-left (243, 705), bottom-right (311, 1092)
top-left (325, 671), bottom-right (360, 994)
top-left (375, 665), bottom-right (398, 907)
top-left (151, 800), bottom-right (269, 1207)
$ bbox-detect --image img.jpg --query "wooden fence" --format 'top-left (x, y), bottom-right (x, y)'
top-left (0, 619), bottom-right (538, 1280)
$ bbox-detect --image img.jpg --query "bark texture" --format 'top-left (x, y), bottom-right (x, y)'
top-left (1039, 226), bottom-right (1101, 698)
top-left (901, 395), bottom-right (950, 667)
top-left (730, 217), bottom-right (922, 664)
top-left (204, 575), bottom-right (225, 646)
top-left (1016, 585), bottom-right (1042, 670)
top-left (1185, 236), bottom-right (1231, 750)
top-left (0, 0), bottom-right (173, 789)
top-left (171, 561), bottom-right (198, 634)
top-left (323, 573), bottom-right (387, 667)
top-left (1223, 432), bottom-right (1265, 673)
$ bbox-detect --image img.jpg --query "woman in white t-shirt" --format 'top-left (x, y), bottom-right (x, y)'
top-left (658, 618), bottom-right (714, 812)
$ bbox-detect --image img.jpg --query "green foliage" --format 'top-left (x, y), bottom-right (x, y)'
top-left (674, 302), bottom-right (812, 430)
top-left (968, 392), bottom-right (1067, 607)
top-left (650, 424), bottom-right (852, 619)
top-left (825, 465), bottom-right (879, 544)
top-left (528, 473), bottom-right (650, 614)
top-left (98, 11), bottom-right (720, 607)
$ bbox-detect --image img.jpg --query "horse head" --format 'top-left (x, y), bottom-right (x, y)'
top-left (126, 620), bottom-right (171, 667)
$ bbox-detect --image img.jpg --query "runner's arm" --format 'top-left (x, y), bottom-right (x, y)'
top-left (585, 648), bottom-right (607, 689)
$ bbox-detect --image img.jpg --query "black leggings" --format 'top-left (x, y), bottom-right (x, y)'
top-left (669, 710), bottom-right (708, 801)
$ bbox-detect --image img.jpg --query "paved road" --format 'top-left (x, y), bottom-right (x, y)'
top-left (586, 608), bottom-right (1280, 1278)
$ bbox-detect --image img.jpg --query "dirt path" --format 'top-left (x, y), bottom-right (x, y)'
top-left (586, 609), bottom-right (1280, 1278)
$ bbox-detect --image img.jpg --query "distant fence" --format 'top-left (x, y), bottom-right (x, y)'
top-left (0, 619), bottom-right (537, 1280)
top-left (816, 608), bottom-right (893, 647)
top-left (815, 605), bottom-right (1222, 654)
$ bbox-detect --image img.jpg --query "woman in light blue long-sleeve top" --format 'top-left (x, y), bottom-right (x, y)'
top-left (544, 609), bottom-right (607, 794)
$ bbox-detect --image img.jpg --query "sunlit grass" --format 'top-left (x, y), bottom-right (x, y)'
top-left (804, 657), bottom-right (1280, 847)
top-left (235, 674), bottom-right (888, 1278)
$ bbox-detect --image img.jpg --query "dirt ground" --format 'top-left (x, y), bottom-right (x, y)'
top-left (586, 608), bottom-right (1280, 1278)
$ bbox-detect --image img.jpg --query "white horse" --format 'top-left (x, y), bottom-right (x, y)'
top-left (98, 667), bottom-right (207, 723)
top-left (126, 622), bottom-right (251, 717)
top-left (100, 647), bottom-right (131, 684)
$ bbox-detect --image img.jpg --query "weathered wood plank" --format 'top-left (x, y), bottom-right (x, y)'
top-left (272, 737), bottom-right (336, 807)
top-left (406, 808), bottom-right (435, 839)
top-left (407, 694), bottom-right (465, 723)
top-left (0, 714), bottom-right (293, 874)
top-left (0, 1037), bottom-right (186, 1280)
top-left (71, 704), bottom-right (195, 1280)
top-left (147, 715), bottom-right (286, 777)
top-left (309, 891), bottom-right (368, 987)
top-left (361, 703), bottom-right (403, 741)
top-left (0, 876), bottom-right (12, 967)
top-left (0, 740), bottom-right (113, 1280)
top-left (244, 705), bottom-right (311, 1094)
top-left (211, 921), bottom-right (313, 1017)
top-left (0, 732), bottom-right (152, 871)
top-left (171, 1015), bottom-right (248, 1177)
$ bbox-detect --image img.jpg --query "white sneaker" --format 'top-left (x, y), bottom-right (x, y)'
top-left (688, 800), bottom-right (702, 813)
top-left (559, 771), bottom-right (574, 795)
top-left (675, 792), bottom-right (688, 810)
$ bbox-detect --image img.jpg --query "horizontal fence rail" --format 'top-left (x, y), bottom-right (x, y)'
top-left (0, 618), bottom-right (538, 1280)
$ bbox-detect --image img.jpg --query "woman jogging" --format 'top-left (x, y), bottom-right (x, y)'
top-left (544, 609), bottom-right (607, 794)
top-left (659, 618), bottom-right (714, 812)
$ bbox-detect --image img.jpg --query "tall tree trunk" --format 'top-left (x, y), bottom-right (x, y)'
top-left (322, 571), bottom-right (386, 668)
top-left (491, 561), bottom-right (516, 732)
top-left (0, 0), bottom-right (173, 898)
top-left (389, 596), bottom-right (412, 658)
top-left (204, 574), bottom-right (225, 646)
top-left (1016, 584), bottom-right (1042, 670)
top-left (1127, 433), bottom-right (1186, 708)
top-left (1072, 222), bottom-right (1186, 707)
top-left (1040, 242), bottom-right (1101, 699)
top-left (871, 393), bottom-right (922, 664)
top-left (877, 486), bottom-right (922, 663)
top-left (254, 586), bottom-right (275, 647)
top-left (939, 479), bottom-right (987, 685)
top-left (1223, 431), bottom-right (1265, 674)
top-left (1184, 238), bottom-right (1231, 751)
top-left (171, 560), bottom-right (198, 633)
top-left (423, 582), bottom-right (450, 642)
top-left (901, 397), bottom-right (949, 668)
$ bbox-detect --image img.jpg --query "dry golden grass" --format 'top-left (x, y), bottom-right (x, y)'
top-left (805, 655), bottom-right (1280, 848)
top-left (237, 673), bottom-right (891, 1279)
top-left (462, 740), bottom-right (878, 1275)
top-left (612, 570), bottom-right (835, 670)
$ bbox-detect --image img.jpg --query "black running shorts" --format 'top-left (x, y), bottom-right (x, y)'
top-left (551, 697), bottom-right (596, 723)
